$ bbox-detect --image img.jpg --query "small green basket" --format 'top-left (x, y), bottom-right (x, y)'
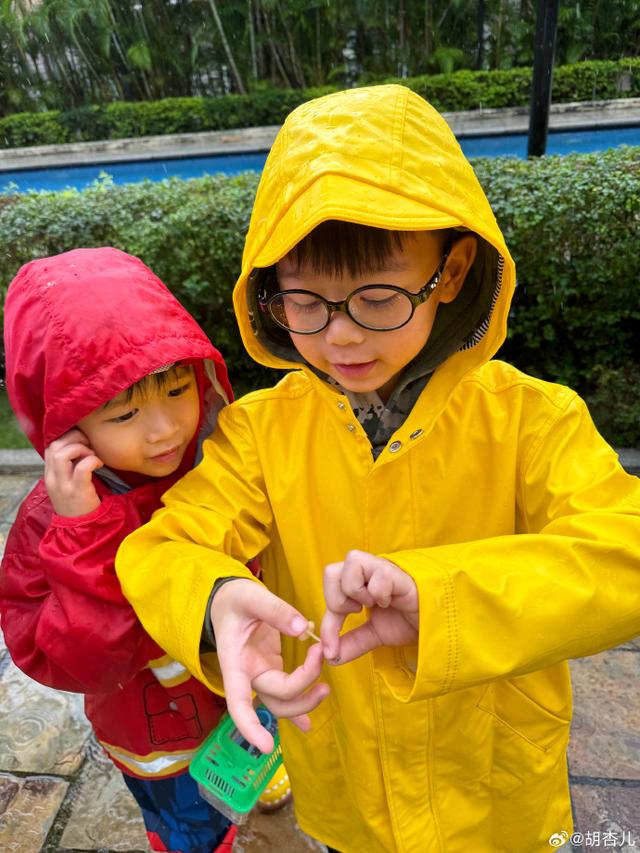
top-left (189, 705), bottom-right (282, 824)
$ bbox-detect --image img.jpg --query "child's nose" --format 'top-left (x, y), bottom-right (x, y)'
top-left (146, 409), bottom-right (179, 442)
top-left (323, 311), bottom-right (366, 346)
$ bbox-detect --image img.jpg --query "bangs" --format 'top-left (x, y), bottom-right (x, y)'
top-left (108, 364), bottom-right (192, 407)
top-left (286, 221), bottom-right (410, 278)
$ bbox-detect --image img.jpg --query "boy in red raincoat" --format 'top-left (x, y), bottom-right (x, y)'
top-left (0, 247), bottom-right (260, 852)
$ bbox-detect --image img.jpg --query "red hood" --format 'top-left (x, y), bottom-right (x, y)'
top-left (4, 247), bottom-right (232, 456)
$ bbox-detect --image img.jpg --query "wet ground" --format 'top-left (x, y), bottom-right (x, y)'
top-left (0, 463), bottom-right (639, 852)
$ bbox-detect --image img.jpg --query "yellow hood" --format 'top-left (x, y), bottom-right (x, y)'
top-left (233, 84), bottom-right (515, 383)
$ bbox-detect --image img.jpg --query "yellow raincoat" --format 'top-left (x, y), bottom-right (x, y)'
top-left (117, 86), bottom-right (640, 853)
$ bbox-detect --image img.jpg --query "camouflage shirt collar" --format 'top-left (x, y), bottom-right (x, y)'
top-left (330, 370), bottom-right (432, 459)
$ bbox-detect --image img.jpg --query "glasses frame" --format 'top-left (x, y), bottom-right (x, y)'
top-left (260, 253), bottom-right (450, 335)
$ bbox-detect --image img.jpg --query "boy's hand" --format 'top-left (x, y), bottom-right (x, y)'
top-left (320, 550), bottom-right (419, 664)
top-left (44, 429), bottom-right (103, 517)
top-left (210, 579), bottom-right (330, 753)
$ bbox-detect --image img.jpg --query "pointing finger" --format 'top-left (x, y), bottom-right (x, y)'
top-left (319, 608), bottom-right (349, 661)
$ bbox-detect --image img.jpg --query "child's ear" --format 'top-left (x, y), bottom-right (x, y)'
top-left (439, 234), bottom-right (477, 303)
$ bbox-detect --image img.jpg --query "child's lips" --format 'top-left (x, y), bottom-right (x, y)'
top-left (150, 445), bottom-right (181, 463)
top-left (332, 360), bottom-right (377, 378)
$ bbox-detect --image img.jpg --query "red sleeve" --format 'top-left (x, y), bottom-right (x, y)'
top-left (0, 480), bottom-right (162, 693)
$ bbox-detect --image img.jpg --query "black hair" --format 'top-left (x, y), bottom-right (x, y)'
top-left (285, 220), bottom-right (410, 279)
top-left (103, 364), bottom-right (193, 408)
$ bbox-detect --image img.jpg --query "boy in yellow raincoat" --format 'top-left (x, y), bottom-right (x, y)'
top-left (116, 85), bottom-right (640, 853)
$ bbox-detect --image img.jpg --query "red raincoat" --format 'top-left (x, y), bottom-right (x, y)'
top-left (0, 247), bottom-right (233, 778)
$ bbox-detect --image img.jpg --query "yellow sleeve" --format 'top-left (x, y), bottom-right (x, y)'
top-left (375, 394), bottom-right (640, 702)
top-left (116, 404), bottom-right (271, 692)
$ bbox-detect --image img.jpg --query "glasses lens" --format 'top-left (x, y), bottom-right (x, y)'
top-left (348, 287), bottom-right (413, 330)
top-left (269, 293), bottom-right (329, 333)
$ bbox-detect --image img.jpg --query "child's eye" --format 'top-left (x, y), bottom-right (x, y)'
top-left (168, 383), bottom-right (191, 398)
top-left (111, 409), bottom-right (137, 423)
top-left (360, 292), bottom-right (402, 308)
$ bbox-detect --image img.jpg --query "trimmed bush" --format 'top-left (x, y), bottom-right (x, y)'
top-left (475, 148), bottom-right (640, 421)
top-left (0, 111), bottom-right (68, 148)
top-left (1, 58), bottom-right (639, 149)
top-left (0, 146), bottom-right (639, 444)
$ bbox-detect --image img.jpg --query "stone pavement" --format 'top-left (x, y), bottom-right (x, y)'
top-left (0, 460), bottom-right (638, 853)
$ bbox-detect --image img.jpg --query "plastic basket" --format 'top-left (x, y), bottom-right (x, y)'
top-left (189, 705), bottom-right (282, 824)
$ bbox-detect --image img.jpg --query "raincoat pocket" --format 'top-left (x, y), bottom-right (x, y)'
top-left (473, 679), bottom-right (572, 851)
top-left (476, 678), bottom-right (570, 796)
top-left (280, 693), bottom-right (349, 836)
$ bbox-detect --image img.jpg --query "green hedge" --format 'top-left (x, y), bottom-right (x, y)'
top-left (399, 58), bottom-right (640, 112)
top-left (0, 147), bottom-right (639, 444)
top-left (1, 58), bottom-right (639, 149)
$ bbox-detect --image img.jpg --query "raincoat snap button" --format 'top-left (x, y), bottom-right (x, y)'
top-left (347, 423), bottom-right (356, 432)
top-left (337, 402), bottom-right (346, 410)
top-left (409, 429), bottom-right (424, 440)
top-left (389, 441), bottom-right (402, 453)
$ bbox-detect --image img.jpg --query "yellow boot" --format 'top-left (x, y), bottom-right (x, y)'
top-left (257, 763), bottom-right (291, 812)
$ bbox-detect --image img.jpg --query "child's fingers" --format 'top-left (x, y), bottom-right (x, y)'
top-left (45, 432), bottom-right (91, 470)
top-left (325, 621), bottom-right (381, 666)
top-left (319, 608), bottom-right (349, 660)
top-left (286, 713), bottom-right (313, 733)
top-left (367, 564), bottom-right (419, 615)
top-left (252, 642), bottom-right (325, 701)
top-left (323, 560), bottom-right (371, 612)
top-left (339, 552), bottom-right (417, 610)
top-left (328, 550), bottom-right (395, 609)
top-left (47, 429), bottom-right (90, 452)
top-left (46, 442), bottom-right (97, 477)
top-left (222, 661), bottom-right (330, 754)
top-left (218, 578), bottom-right (310, 639)
top-left (364, 568), bottom-right (396, 608)
top-left (223, 670), bottom-right (276, 755)
top-left (252, 646), bottom-right (329, 731)
top-left (72, 454), bottom-right (103, 481)
top-left (257, 681), bottom-right (330, 726)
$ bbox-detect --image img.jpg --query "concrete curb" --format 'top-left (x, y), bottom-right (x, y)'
top-left (1, 97), bottom-right (639, 171)
top-left (0, 447), bottom-right (638, 476)
top-left (0, 448), bottom-right (44, 474)
top-left (620, 447), bottom-right (640, 474)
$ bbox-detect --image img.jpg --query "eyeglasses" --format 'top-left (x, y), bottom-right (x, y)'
top-left (259, 254), bottom-right (449, 335)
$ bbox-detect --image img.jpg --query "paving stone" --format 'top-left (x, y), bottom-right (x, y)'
top-left (0, 659), bottom-right (90, 775)
top-left (236, 801), bottom-right (325, 853)
top-left (0, 475), bottom-right (36, 522)
top-left (58, 740), bottom-right (149, 851)
top-left (571, 784), bottom-right (640, 851)
top-left (569, 651), bottom-right (640, 780)
top-left (0, 772), bottom-right (68, 853)
top-left (59, 742), bottom-right (324, 852)
top-left (0, 521), bottom-right (12, 561)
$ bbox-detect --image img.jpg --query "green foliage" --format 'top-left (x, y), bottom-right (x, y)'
top-left (0, 111), bottom-right (68, 148)
top-left (2, 0), bottom-right (639, 115)
top-left (0, 148), bottom-right (639, 445)
top-left (0, 390), bottom-right (30, 448)
top-left (553, 58), bottom-right (640, 102)
top-left (473, 147), bottom-right (640, 445)
top-left (1, 57), bottom-right (639, 149)
top-left (0, 172), bottom-right (267, 393)
top-left (586, 365), bottom-right (640, 447)
top-left (397, 66), bottom-right (533, 110)
top-left (398, 57), bottom-right (640, 111)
